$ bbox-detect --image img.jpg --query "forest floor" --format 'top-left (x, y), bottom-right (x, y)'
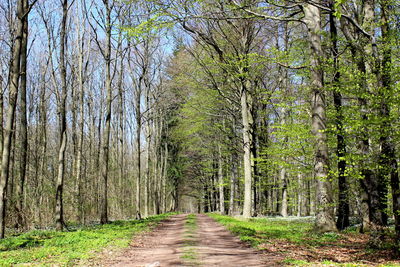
top-left (93, 214), bottom-right (400, 267)
top-left (2, 213), bottom-right (399, 266)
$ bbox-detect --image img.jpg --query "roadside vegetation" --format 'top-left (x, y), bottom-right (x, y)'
top-left (0, 213), bottom-right (172, 266)
top-left (208, 214), bottom-right (400, 266)
top-left (181, 214), bottom-right (199, 266)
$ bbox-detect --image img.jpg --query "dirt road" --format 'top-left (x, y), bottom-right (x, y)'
top-left (96, 214), bottom-right (271, 267)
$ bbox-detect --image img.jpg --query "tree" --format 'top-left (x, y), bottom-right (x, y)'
top-left (0, 0), bottom-right (27, 238)
top-left (329, 2), bottom-right (349, 230)
top-left (100, 0), bottom-right (113, 225)
top-left (15, 0), bottom-right (29, 229)
top-left (55, 0), bottom-right (68, 231)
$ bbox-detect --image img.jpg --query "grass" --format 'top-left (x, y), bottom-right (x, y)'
top-left (181, 214), bottom-right (199, 266)
top-left (208, 213), bottom-right (320, 247)
top-left (208, 214), bottom-right (400, 267)
top-left (0, 213), bottom-right (173, 266)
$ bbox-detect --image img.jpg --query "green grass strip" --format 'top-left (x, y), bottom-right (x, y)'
top-left (181, 214), bottom-right (199, 266)
top-left (0, 213), bottom-right (174, 266)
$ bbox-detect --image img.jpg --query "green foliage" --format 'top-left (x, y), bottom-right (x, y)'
top-left (0, 213), bottom-right (173, 266)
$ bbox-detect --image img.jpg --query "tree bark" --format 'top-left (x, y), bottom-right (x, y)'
top-left (303, 3), bottom-right (336, 232)
top-left (218, 144), bottom-right (225, 214)
top-left (55, 0), bottom-right (68, 231)
top-left (379, 2), bottom-right (400, 241)
top-left (330, 4), bottom-right (349, 230)
top-left (0, 74), bottom-right (3, 161)
top-left (16, 0), bottom-right (28, 229)
top-left (297, 173), bottom-right (302, 217)
top-left (75, 14), bottom-right (86, 223)
top-left (0, 0), bottom-right (25, 238)
top-left (229, 152), bottom-right (237, 215)
top-left (100, 0), bottom-right (112, 224)
top-left (144, 96), bottom-right (151, 218)
top-left (280, 167), bottom-right (288, 217)
top-left (135, 79), bottom-right (142, 220)
top-left (241, 79), bottom-right (253, 218)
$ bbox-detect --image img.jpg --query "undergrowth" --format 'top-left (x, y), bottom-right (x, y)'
top-left (0, 213), bottom-right (173, 266)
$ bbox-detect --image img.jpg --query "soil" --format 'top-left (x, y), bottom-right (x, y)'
top-left (97, 214), bottom-right (186, 267)
top-left (93, 214), bottom-right (274, 267)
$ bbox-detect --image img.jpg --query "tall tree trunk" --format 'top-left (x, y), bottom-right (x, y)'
top-left (100, 0), bottom-right (112, 224)
top-left (241, 80), bottom-right (253, 218)
top-left (37, 66), bottom-right (47, 226)
top-left (379, 2), bottom-right (400, 241)
top-left (0, 0), bottom-right (25, 238)
top-left (218, 144), bottom-right (225, 214)
top-left (16, 1), bottom-right (28, 229)
top-left (162, 141), bottom-right (168, 213)
top-left (55, 0), bottom-right (68, 231)
top-left (280, 105), bottom-right (288, 217)
top-left (75, 19), bottom-right (85, 223)
top-left (229, 152), bottom-right (236, 215)
top-left (297, 173), bottom-right (303, 217)
top-left (303, 3), bottom-right (336, 232)
top-left (135, 85), bottom-right (142, 220)
top-left (280, 167), bottom-right (288, 217)
top-left (251, 108), bottom-right (258, 216)
top-left (117, 48), bottom-right (125, 215)
top-left (0, 75), bottom-right (3, 160)
top-left (144, 111), bottom-right (151, 218)
top-left (330, 4), bottom-right (349, 230)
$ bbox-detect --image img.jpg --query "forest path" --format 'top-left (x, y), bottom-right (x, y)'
top-left (95, 213), bottom-right (272, 267)
top-left (98, 214), bottom-right (186, 267)
top-left (195, 214), bottom-right (269, 266)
